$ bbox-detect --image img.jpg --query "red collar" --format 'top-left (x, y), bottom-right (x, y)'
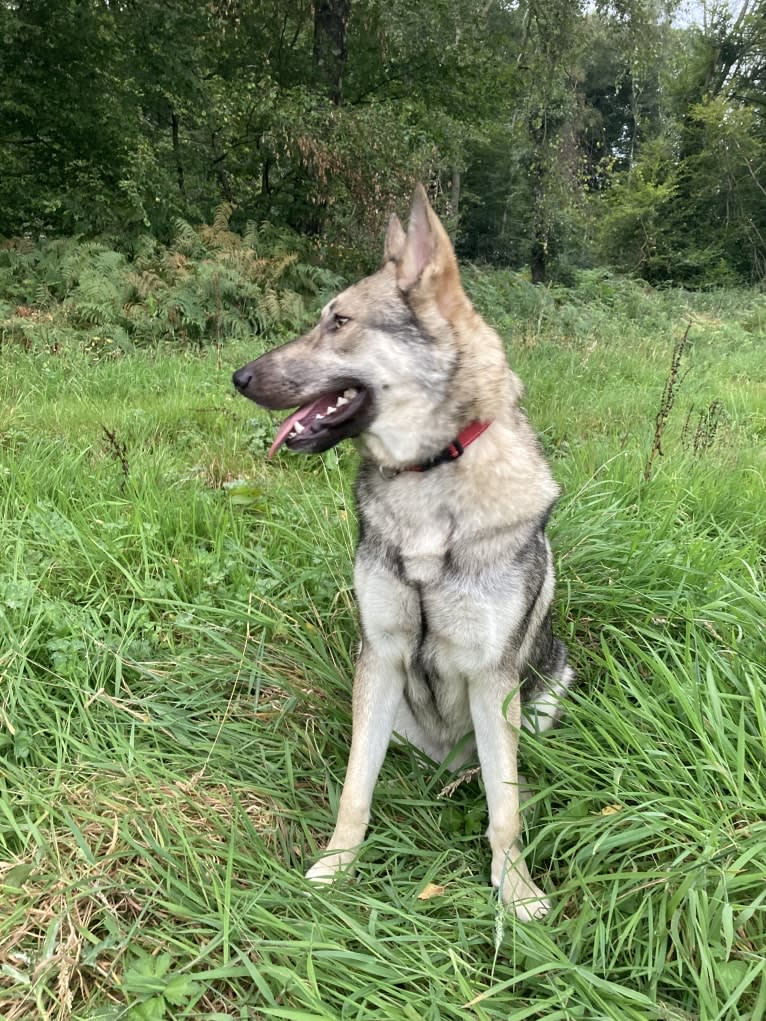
top-left (405, 420), bottom-right (492, 473)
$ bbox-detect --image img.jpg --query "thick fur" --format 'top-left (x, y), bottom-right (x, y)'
top-left (233, 186), bottom-right (573, 920)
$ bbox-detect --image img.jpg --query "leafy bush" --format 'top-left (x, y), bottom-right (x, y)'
top-left (462, 266), bottom-right (676, 348)
top-left (0, 207), bottom-right (344, 352)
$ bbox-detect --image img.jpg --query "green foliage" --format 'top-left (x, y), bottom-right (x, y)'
top-left (594, 83), bottom-right (766, 285)
top-left (592, 148), bottom-right (679, 281)
top-left (591, 7), bottom-right (766, 285)
top-left (0, 211), bottom-right (343, 350)
top-left (121, 953), bottom-right (201, 1019)
top-left (1, 0), bottom-right (764, 283)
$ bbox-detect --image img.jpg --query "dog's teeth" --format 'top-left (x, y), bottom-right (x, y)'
top-left (315, 413), bottom-right (324, 420)
top-left (343, 388), bottom-right (358, 399)
top-left (326, 406), bottom-right (335, 415)
top-left (293, 421), bottom-right (304, 434)
top-left (336, 396), bottom-right (349, 407)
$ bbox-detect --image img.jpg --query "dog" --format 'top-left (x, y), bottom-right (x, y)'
top-left (232, 186), bottom-right (573, 920)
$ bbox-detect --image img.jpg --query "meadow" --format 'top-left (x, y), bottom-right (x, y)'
top-left (1, 267), bottom-right (765, 1020)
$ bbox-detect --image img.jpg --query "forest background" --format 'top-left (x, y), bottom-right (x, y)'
top-left (1, 0), bottom-right (765, 287)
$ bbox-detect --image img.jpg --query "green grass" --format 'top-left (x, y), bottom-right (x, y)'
top-left (1, 271), bottom-right (765, 1020)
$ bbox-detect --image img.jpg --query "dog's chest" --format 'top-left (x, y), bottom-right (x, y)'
top-left (356, 490), bottom-right (524, 677)
top-left (363, 478), bottom-right (456, 578)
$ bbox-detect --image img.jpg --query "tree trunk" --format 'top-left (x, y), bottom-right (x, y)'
top-left (171, 112), bottom-right (186, 202)
top-left (530, 237), bottom-right (547, 284)
top-left (528, 117), bottom-right (550, 284)
top-left (451, 169), bottom-right (461, 218)
top-left (313, 0), bottom-right (350, 105)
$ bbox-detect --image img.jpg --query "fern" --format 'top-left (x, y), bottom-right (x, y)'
top-left (213, 202), bottom-right (235, 235)
top-left (279, 290), bottom-right (308, 331)
top-left (248, 307), bottom-right (269, 335)
top-left (242, 220), bottom-right (261, 250)
top-left (173, 218), bottom-right (203, 257)
top-left (260, 288), bottom-right (282, 325)
top-left (34, 283), bottom-right (53, 309)
top-left (67, 302), bottom-right (110, 326)
top-left (127, 270), bottom-right (166, 301)
top-left (218, 309), bottom-right (251, 342)
top-left (265, 252), bottom-right (299, 284)
top-left (0, 215), bottom-right (341, 349)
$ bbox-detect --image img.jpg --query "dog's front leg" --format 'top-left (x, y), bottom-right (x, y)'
top-left (469, 677), bottom-right (551, 921)
top-left (306, 644), bottom-right (405, 885)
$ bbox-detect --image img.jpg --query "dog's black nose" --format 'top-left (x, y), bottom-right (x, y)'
top-left (232, 366), bottom-right (253, 392)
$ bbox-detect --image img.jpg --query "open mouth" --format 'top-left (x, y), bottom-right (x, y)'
top-left (268, 385), bottom-right (372, 458)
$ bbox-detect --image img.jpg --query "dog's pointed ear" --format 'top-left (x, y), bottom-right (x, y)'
top-left (396, 184), bottom-right (436, 293)
top-left (395, 184), bottom-right (467, 321)
top-left (384, 214), bottom-right (406, 262)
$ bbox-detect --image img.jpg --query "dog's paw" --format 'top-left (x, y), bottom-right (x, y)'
top-left (509, 887), bottom-right (551, 922)
top-left (305, 850), bottom-right (355, 885)
top-left (492, 850), bottom-right (551, 922)
top-left (498, 874), bottom-right (551, 921)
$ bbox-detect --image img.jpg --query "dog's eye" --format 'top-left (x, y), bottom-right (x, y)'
top-left (333, 314), bottom-right (350, 330)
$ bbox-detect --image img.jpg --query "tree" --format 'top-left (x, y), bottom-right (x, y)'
top-left (0, 0), bottom-right (142, 234)
top-left (593, 1), bottom-right (766, 282)
top-left (313, 0), bottom-right (351, 104)
top-left (1, 0), bottom-right (763, 284)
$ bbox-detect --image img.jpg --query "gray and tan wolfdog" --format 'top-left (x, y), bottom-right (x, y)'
top-left (233, 186), bottom-right (573, 920)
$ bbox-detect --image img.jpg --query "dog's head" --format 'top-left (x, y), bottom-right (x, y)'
top-left (233, 186), bottom-right (507, 465)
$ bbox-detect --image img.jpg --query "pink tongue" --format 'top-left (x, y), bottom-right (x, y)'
top-left (268, 406), bottom-right (309, 459)
top-left (267, 394), bottom-right (337, 459)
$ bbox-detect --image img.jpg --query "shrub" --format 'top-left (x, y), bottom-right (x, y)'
top-left (0, 207), bottom-right (344, 352)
